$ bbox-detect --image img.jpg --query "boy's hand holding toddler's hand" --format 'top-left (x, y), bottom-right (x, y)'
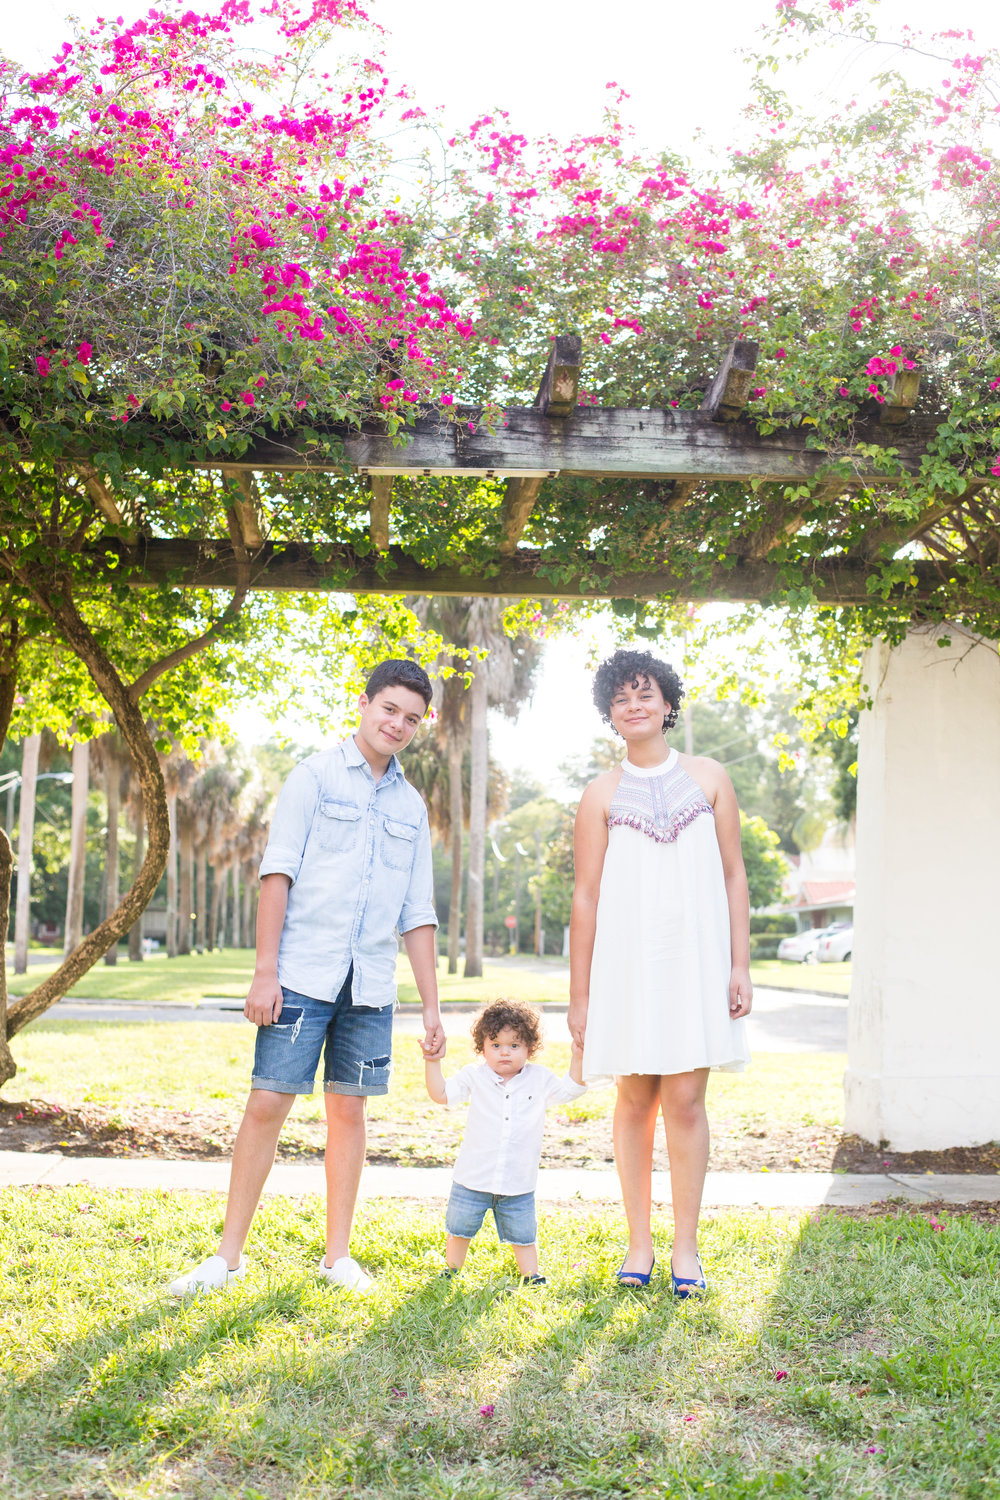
top-left (420, 1028), bottom-right (447, 1061)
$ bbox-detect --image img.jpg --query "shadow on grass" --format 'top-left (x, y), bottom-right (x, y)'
top-left (7, 1197), bottom-right (1000, 1499)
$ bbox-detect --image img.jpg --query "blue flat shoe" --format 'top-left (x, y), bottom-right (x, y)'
top-left (670, 1255), bottom-right (707, 1299)
top-left (616, 1255), bottom-right (655, 1288)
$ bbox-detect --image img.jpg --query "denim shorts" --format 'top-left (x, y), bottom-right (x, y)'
top-left (251, 970), bottom-right (393, 1097)
top-left (445, 1181), bottom-right (537, 1246)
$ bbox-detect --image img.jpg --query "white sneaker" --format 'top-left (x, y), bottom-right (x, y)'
top-left (317, 1254), bottom-right (373, 1293)
top-left (169, 1254), bottom-right (246, 1296)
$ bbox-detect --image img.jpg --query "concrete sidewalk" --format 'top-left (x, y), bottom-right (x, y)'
top-left (1, 1150), bottom-right (995, 1207)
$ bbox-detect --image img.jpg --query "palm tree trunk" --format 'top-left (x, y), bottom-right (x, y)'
top-left (210, 863), bottom-right (224, 950)
top-left (218, 862), bottom-right (231, 948)
top-left (447, 733), bottom-right (464, 975)
top-left (231, 863), bottom-right (241, 948)
top-left (127, 789), bottom-right (145, 961)
top-left (13, 733), bottom-right (41, 974)
top-left (241, 870), bottom-right (253, 949)
top-left (464, 661), bottom-right (488, 980)
top-left (178, 819), bottom-right (193, 955)
top-left (63, 740), bottom-right (89, 956)
top-left (195, 847), bottom-right (207, 953)
top-left (166, 792), bottom-right (178, 957)
top-left (103, 754), bottom-right (121, 965)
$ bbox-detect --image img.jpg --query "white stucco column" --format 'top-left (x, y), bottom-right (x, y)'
top-left (845, 625), bottom-right (1000, 1149)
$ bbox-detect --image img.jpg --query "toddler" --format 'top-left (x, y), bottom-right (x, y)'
top-left (423, 998), bottom-right (585, 1283)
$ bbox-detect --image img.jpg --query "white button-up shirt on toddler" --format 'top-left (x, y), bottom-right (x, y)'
top-left (444, 1061), bottom-right (587, 1196)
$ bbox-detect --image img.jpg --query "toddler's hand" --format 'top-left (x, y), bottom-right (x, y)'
top-left (420, 1036), bottom-right (445, 1061)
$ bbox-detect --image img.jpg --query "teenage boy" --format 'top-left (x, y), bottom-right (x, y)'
top-left (169, 659), bottom-right (444, 1296)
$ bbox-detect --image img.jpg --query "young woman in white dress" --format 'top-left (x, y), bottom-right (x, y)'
top-left (569, 649), bottom-right (752, 1295)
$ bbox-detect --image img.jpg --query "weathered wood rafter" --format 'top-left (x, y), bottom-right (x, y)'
top-left (218, 404), bottom-right (940, 484)
top-left (498, 337), bottom-right (583, 557)
top-left (54, 334), bottom-right (996, 607)
top-left (368, 474), bottom-right (392, 551)
top-left (699, 340), bottom-right (759, 423)
top-left (220, 467), bottom-right (265, 549)
top-left (89, 536), bottom-right (961, 604)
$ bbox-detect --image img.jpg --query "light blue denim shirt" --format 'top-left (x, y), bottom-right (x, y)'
top-left (258, 736), bottom-right (437, 1008)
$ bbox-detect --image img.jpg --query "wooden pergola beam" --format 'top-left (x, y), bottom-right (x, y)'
top-left (220, 467), bottom-right (264, 549)
top-left (368, 474), bottom-right (393, 550)
top-left (497, 336), bottom-right (583, 556)
top-left (79, 465), bottom-right (129, 531)
top-left (220, 405), bottom-right (940, 483)
top-left (877, 367), bottom-right (921, 427)
top-left (699, 340), bottom-right (759, 423)
top-left (88, 536), bottom-right (951, 604)
top-left (499, 477), bottom-right (544, 558)
top-left (535, 335), bottom-right (583, 417)
top-left (861, 485), bottom-right (983, 556)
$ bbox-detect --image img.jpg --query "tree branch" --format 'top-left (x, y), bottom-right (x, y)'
top-left (128, 556), bottom-right (250, 699)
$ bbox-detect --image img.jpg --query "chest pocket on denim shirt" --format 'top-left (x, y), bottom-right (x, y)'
top-left (381, 817), bottom-right (418, 872)
top-left (315, 799), bottom-right (362, 853)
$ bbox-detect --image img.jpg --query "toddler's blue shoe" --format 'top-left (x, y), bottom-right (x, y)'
top-left (670, 1255), bottom-right (707, 1299)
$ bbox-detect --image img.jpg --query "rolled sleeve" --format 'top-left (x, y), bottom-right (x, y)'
top-left (546, 1072), bottom-right (587, 1106)
top-left (444, 1065), bottom-right (476, 1108)
top-left (397, 813), bottom-right (438, 933)
top-left (257, 764), bottom-right (318, 885)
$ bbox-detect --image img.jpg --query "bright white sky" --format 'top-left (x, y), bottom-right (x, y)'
top-left (8, 0), bottom-right (997, 789)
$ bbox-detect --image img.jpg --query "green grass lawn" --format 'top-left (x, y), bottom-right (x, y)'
top-left (6, 951), bottom-right (574, 1007)
top-left (9, 1018), bottom-right (845, 1144)
top-left (1, 1188), bottom-right (997, 1499)
top-left (751, 961), bottom-right (851, 997)
top-left (8, 948), bottom-right (852, 1005)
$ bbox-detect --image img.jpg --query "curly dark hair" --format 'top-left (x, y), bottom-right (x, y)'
top-left (364, 658), bottom-right (433, 710)
top-left (592, 648), bottom-right (685, 734)
top-left (471, 998), bottom-right (542, 1057)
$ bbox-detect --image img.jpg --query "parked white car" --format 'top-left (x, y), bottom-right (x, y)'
top-left (776, 922), bottom-right (849, 963)
top-left (816, 925), bottom-right (853, 963)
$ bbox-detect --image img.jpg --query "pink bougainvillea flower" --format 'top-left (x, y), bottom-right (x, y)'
top-left (35, 355), bottom-right (51, 376)
top-left (221, 400), bottom-right (232, 411)
top-left (440, 393), bottom-right (454, 405)
top-left (775, 1370), bottom-right (788, 1381)
top-left (77, 341), bottom-right (93, 365)
top-left (479, 1404), bottom-right (495, 1418)
top-left (241, 392), bottom-right (255, 406)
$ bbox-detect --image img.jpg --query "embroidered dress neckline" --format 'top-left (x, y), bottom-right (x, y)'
top-left (608, 749), bottom-right (712, 845)
top-left (622, 749), bottom-right (678, 778)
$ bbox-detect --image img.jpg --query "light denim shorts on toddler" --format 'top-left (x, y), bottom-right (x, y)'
top-left (251, 968), bottom-right (393, 1097)
top-left (445, 1181), bottom-right (537, 1245)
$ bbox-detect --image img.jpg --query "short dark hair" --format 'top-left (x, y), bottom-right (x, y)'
top-left (471, 998), bottom-right (542, 1057)
top-left (592, 649), bottom-right (684, 733)
top-left (364, 658), bottom-right (433, 710)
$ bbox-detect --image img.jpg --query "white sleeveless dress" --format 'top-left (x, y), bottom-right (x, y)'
top-left (583, 750), bottom-right (750, 1080)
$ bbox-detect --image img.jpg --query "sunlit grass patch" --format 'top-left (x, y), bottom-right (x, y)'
top-left (2, 1190), bottom-right (998, 1498)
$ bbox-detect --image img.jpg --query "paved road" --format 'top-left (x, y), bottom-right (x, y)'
top-left (47, 985), bottom-right (847, 1053)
